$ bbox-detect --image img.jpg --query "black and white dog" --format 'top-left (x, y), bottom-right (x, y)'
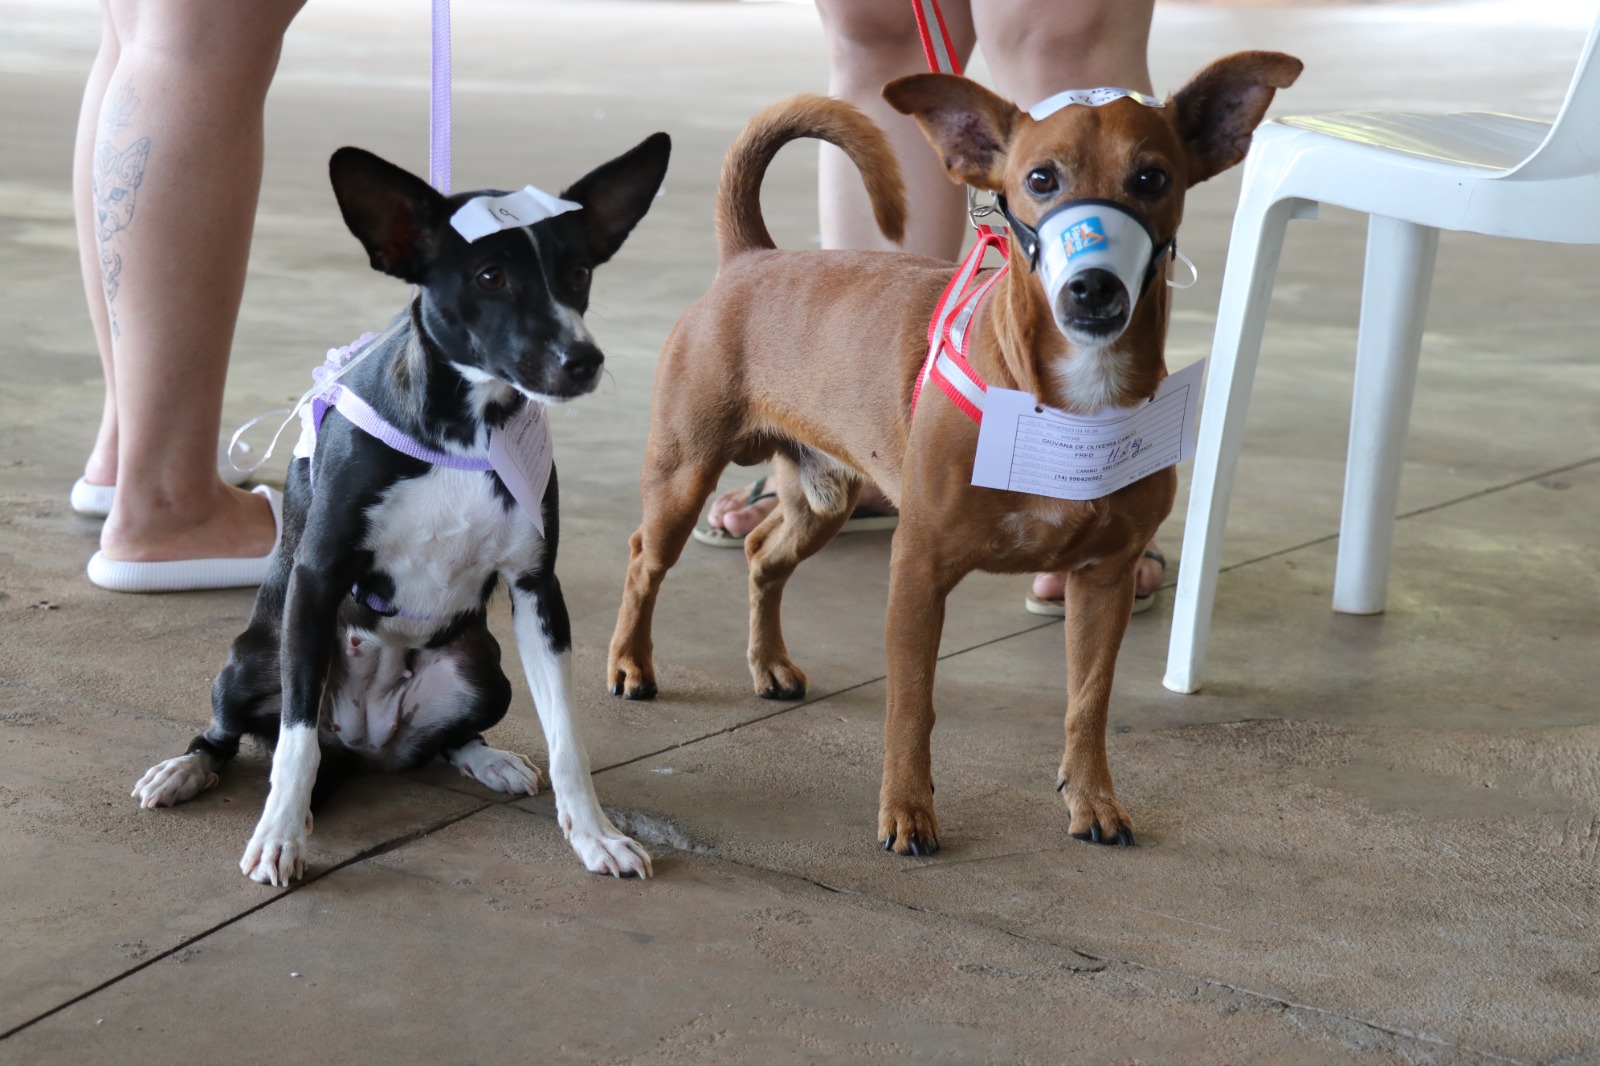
top-left (132, 135), bottom-right (671, 885)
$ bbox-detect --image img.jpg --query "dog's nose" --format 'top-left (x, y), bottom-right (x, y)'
top-left (559, 343), bottom-right (604, 385)
top-left (1064, 269), bottom-right (1125, 316)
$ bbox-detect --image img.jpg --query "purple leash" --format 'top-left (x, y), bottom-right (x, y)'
top-left (430, 0), bottom-right (451, 194)
top-left (321, 3), bottom-right (457, 622)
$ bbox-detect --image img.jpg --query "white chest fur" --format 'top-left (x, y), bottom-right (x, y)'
top-left (1053, 345), bottom-right (1132, 412)
top-left (360, 467), bottom-right (541, 623)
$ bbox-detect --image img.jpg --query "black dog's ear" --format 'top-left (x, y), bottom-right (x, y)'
top-left (1170, 52), bottom-right (1303, 187)
top-left (559, 132), bottom-right (671, 265)
top-left (328, 147), bottom-right (448, 282)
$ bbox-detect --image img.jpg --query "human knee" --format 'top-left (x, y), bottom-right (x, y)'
top-left (977, 0), bottom-right (1153, 99)
top-left (109, 0), bottom-right (304, 81)
top-left (819, 0), bottom-right (927, 90)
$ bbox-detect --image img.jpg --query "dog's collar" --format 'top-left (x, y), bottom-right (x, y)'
top-left (997, 195), bottom-right (1174, 295)
top-left (299, 336), bottom-right (555, 621)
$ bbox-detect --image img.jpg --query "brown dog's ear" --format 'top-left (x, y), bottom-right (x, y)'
top-left (883, 73), bottom-right (1022, 192)
top-left (1170, 51), bottom-right (1303, 186)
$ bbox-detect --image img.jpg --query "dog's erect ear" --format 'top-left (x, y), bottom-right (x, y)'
top-left (559, 132), bottom-right (671, 266)
top-left (1170, 51), bottom-right (1303, 187)
top-left (328, 147), bottom-right (447, 283)
top-left (883, 74), bottom-right (1021, 192)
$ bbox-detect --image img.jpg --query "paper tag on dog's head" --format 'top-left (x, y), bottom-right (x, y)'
top-left (1028, 87), bottom-right (1164, 121)
top-left (450, 185), bottom-right (582, 243)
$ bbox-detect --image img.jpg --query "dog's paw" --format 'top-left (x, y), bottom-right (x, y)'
top-left (569, 828), bottom-right (654, 879)
top-left (607, 653), bottom-right (658, 701)
top-left (749, 655), bottom-right (807, 701)
top-left (132, 754), bottom-right (218, 809)
top-left (1057, 770), bottom-right (1135, 847)
top-left (451, 744), bottom-right (542, 796)
top-left (560, 809), bottom-right (653, 878)
top-left (877, 799), bottom-right (940, 857)
top-left (239, 809), bottom-right (313, 886)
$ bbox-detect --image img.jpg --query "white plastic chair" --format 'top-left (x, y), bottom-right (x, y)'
top-left (1165, 14), bottom-right (1600, 694)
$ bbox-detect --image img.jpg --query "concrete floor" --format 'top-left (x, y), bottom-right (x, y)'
top-left (2, 0), bottom-right (1598, 1061)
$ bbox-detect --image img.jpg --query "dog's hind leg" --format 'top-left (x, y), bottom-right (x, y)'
top-left (607, 436), bottom-right (727, 700)
top-left (134, 622), bottom-right (282, 809)
top-left (743, 449), bottom-right (861, 700)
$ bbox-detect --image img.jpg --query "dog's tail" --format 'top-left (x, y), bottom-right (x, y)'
top-left (716, 94), bottom-right (907, 263)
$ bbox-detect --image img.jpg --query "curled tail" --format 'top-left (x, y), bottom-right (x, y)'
top-left (716, 93), bottom-right (907, 263)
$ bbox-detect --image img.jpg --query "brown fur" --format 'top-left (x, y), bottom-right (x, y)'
top-left (609, 53), bottom-right (1302, 854)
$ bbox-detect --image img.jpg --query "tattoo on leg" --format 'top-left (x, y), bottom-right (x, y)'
top-left (92, 82), bottom-right (150, 339)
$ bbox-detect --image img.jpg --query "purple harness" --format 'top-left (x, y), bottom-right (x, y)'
top-left (307, 334), bottom-right (494, 621)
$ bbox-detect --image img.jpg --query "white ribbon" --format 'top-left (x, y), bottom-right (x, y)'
top-left (1028, 87), bottom-right (1164, 121)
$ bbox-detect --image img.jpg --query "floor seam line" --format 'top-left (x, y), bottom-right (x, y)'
top-left (695, 849), bottom-right (1528, 1065)
top-left (592, 616), bottom-right (1070, 775)
top-left (1215, 453), bottom-right (1600, 578)
top-left (0, 799), bottom-right (498, 1042)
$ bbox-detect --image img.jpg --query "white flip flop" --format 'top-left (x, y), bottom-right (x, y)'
top-left (86, 485), bottom-right (282, 593)
top-left (70, 440), bottom-right (257, 518)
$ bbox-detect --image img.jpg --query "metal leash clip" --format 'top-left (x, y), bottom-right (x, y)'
top-left (966, 186), bottom-right (999, 231)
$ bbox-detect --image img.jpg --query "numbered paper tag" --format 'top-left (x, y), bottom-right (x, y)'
top-left (451, 185), bottom-right (582, 243)
top-left (971, 359), bottom-right (1204, 502)
top-left (488, 402), bottom-right (554, 537)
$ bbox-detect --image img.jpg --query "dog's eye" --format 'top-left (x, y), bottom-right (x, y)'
top-left (475, 266), bottom-right (506, 292)
top-left (570, 266), bottom-right (591, 291)
top-left (1130, 167), bottom-right (1170, 198)
top-left (1026, 168), bottom-right (1059, 196)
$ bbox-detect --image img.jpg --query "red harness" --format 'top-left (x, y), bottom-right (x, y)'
top-left (910, 231), bottom-right (1008, 424)
top-left (907, 0), bottom-right (1008, 426)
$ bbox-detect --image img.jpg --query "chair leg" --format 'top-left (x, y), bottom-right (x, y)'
top-left (1164, 193), bottom-right (1314, 695)
top-left (1333, 215), bottom-right (1439, 615)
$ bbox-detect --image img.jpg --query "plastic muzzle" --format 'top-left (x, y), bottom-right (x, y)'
top-left (1001, 197), bottom-right (1172, 346)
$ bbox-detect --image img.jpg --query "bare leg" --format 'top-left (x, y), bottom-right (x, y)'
top-left (74, 4), bottom-right (120, 489)
top-left (816, 0), bottom-right (974, 257)
top-left (972, 0), bottom-right (1155, 104)
top-left (83, 0), bottom-right (306, 565)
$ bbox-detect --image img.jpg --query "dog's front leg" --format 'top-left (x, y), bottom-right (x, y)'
top-left (878, 546), bottom-right (958, 856)
top-left (239, 563), bottom-right (341, 885)
top-left (1058, 562), bottom-right (1139, 846)
top-left (511, 573), bottom-right (652, 878)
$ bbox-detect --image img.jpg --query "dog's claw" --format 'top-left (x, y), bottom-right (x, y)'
top-left (1117, 828), bottom-right (1135, 847)
top-left (882, 832), bottom-right (896, 852)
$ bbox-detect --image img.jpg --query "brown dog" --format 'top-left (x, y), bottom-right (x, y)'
top-left (608, 53), bottom-right (1301, 854)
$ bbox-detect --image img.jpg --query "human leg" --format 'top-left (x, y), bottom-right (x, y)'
top-left (972, 0), bottom-right (1155, 105)
top-left (74, 2), bottom-right (120, 490)
top-left (86, 0), bottom-right (307, 569)
top-left (815, 0), bottom-right (974, 257)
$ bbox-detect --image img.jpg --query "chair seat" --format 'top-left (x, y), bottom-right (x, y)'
top-left (1275, 111), bottom-right (1551, 171)
top-left (1247, 113), bottom-right (1600, 243)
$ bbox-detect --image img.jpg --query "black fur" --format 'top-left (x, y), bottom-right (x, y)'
top-left (165, 136), bottom-right (669, 800)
